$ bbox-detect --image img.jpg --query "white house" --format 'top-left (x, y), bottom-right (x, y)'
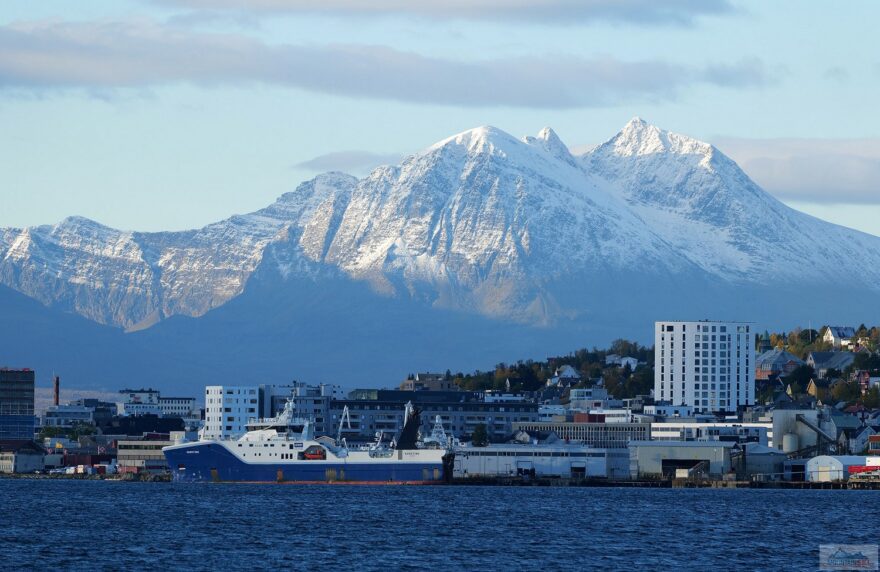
top-left (823, 326), bottom-right (856, 349)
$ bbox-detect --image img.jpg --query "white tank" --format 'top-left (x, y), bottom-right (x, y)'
top-left (782, 432), bottom-right (799, 454)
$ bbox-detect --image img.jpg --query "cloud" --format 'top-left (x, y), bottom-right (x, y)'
top-left (149, 0), bottom-right (735, 26)
top-left (0, 19), bottom-right (771, 108)
top-left (295, 150), bottom-right (402, 174)
top-left (716, 138), bottom-right (880, 204)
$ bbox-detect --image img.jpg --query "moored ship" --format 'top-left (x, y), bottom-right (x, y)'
top-left (163, 400), bottom-right (453, 484)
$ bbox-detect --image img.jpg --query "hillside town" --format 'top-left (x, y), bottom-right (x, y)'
top-left (2, 320), bottom-right (880, 486)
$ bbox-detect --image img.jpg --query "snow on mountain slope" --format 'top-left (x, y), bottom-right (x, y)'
top-left (582, 118), bottom-right (880, 284)
top-left (3, 119), bottom-right (880, 334)
top-left (0, 172), bottom-right (356, 329)
top-left (314, 125), bottom-right (691, 322)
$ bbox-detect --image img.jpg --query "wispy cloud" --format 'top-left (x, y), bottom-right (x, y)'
top-left (295, 150), bottom-right (402, 174)
top-left (717, 138), bottom-right (880, 204)
top-left (150, 0), bottom-right (735, 26)
top-left (0, 19), bottom-right (771, 108)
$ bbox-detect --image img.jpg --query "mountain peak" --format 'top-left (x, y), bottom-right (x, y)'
top-left (427, 125), bottom-right (522, 156)
top-left (601, 117), bottom-right (714, 159)
top-left (524, 126), bottom-right (575, 164)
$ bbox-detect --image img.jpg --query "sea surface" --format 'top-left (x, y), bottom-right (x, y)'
top-left (1, 479), bottom-right (876, 571)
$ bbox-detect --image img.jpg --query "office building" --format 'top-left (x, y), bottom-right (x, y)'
top-left (0, 368), bottom-right (36, 441)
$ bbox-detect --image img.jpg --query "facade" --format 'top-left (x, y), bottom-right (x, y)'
top-left (629, 440), bottom-right (735, 478)
top-left (158, 397), bottom-right (198, 422)
top-left (285, 384), bottom-right (332, 436)
top-left (399, 373), bottom-right (458, 392)
top-left (511, 421), bottom-right (650, 449)
top-left (331, 394), bottom-right (538, 442)
top-left (453, 443), bottom-right (609, 479)
top-left (119, 388), bottom-right (161, 416)
top-left (117, 439), bottom-right (173, 474)
top-left (654, 321), bottom-right (755, 414)
top-left (650, 421), bottom-right (772, 447)
top-left (203, 386), bottom-right (260, 439)
top-left (643, 404), bottom-right (694, 418)
top-left (0, 368), bottom-right (36, 440)
top-left (568, 387), bottom-right (609, 411)
top-left (42, 404), bottom-right (95, 428)
top-left (0, 441), bottom-right (45, 473)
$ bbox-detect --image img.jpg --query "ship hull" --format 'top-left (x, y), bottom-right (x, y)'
top-left (164, 441), bottom-right (450, 484)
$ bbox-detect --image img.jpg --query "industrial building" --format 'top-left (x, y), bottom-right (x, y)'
top-left (649, 421), bottom-right (772, 446)
top-left (0, 368), bottom-right (36, 441)
top-left (629, 441), bottom-right (736, 478)
top-left (654, 320), bottom-right (755, 414)
top-left (453, 443), bottom-right (611, 479)
top-left (771, 408), bottom-right (837, 456)
top-left (511, 421), bottom-right (650, 449)
top-left (805, 456), bottom-right (880, 482)
top-left (0, 440), bottom-right (45, 473)
top-left (117, 438), bottom-right (175, 474)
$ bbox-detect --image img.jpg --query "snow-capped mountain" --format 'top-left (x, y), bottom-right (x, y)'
top-left (2, 118), bottom-right (879, 390)
top-left (583, 118), bottom-right (880, 284)
top-left (0, 172), bottom-right (356, 330)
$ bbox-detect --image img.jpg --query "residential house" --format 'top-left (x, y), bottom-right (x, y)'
top-left (852, 370), bottom-right (880, 395)
top-left (604, 354), bottom-right (621, 366)
top-left (806, 379), bottom-right (832, 402)
top-left (605, 355), bottom-right (638, 370)
top-left (755, 348), bottom-right (805, 381)
top-left (823, 326), bottom-right (856, 349)
top-left (807, 351), bottom-right (856, 379)
top-left (850, 426), bottom-right (878, 454)
top-left (546, 365), bottom-right (581, 388)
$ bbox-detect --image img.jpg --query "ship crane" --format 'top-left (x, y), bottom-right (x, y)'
top-left (336, 405), bottom-right (351, 448)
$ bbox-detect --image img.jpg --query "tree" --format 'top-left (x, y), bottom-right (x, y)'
top-left (824, 369), bottom-right (842, 381)
top-left (853, 352), bottom-right (880, 373)
top-left (783, 365), bottom-right (815, 395)
top-left (831, 381), bottom-right (861, 404)
top-left (799, 329), bottom-right (819, 345)
top-left (863, 387), bottom-right (880, 409)
top-left (471, 423), bottom-right (489, 447)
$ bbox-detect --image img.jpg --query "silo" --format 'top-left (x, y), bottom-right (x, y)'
top-left (782, 432), bottom-right (799, 454)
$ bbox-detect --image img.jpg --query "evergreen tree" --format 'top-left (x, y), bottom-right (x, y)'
top-left (471, 423), bottom-right (489, 447)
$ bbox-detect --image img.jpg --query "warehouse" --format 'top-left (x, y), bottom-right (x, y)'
top-left (454, 443), bottom-right (610, 479)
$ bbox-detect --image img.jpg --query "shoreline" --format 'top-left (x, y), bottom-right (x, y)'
top-left (4, 473), bottom-right (879, 489)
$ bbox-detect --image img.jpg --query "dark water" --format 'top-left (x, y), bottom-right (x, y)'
top-left (1, 480), bottom-right (876, 571)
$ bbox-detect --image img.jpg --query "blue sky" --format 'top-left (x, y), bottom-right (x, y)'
top-left (2, 1), bottom-right (879, 234)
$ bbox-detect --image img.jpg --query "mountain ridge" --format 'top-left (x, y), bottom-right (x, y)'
top-left (3, 118), bottom-right (880, 391)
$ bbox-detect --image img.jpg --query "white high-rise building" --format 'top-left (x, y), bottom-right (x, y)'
top-left (654, 321), bottom-right (755, 414)
top-left (203, 386), bottom-right (260, 440)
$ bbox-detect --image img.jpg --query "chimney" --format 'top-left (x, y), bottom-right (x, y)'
top-left (54, 375), bottom-right (60, 406)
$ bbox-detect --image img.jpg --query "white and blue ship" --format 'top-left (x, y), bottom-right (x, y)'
top-left (163, 401), bottom-right (453, 484)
